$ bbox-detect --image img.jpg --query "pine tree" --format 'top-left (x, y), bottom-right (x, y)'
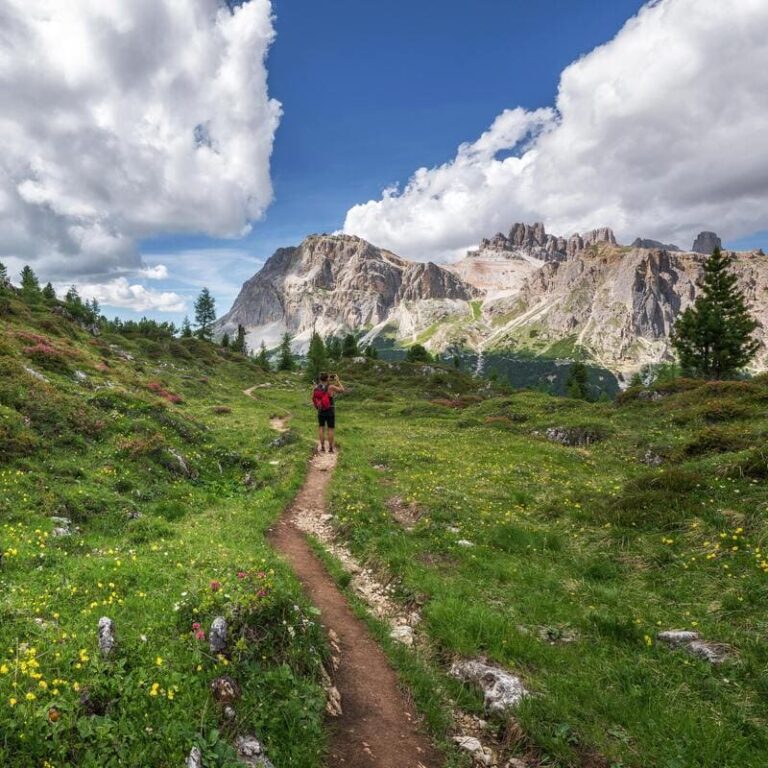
top-left (406, 344), bottom-right (431, 363)
top-left (221, 331), bottom-right (230, 348)
top-left (364, 344), bottom-right (379, 360)
top-left (277, 332), bottom-right (295, 371)
top-left (0, 261), bottom-right (7, 288)
top-left (41, 282), bottom-right (56, 301)
top-left (232, 324), bottom-right (248, 355)
top-left (565, 361), bottom-right (589, 399)
top-left (305, 331), bottom-right (328, 382)
top-left (255, 341), bottom-right (271, 372)
top-left (341, 333), bottom-right (358, 358)
top-left (194, 288), bottom-right (216, 341)
top-left (181, 316), bottom-right (193, 338)
top-left (671, 248), bottom-right (759, 379)
top-left (326, 335), bottom-right (342, 360)
top-left (0, 261), bottom-right (10, 313)
top-left (20, 265), bottom-right (41, 303)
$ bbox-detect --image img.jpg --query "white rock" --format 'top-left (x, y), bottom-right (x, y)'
top-left (209, 617), bottom-right (228, 654)
top-left (457, 539), bottom-right (475, 547)
top-left (390, 624), bottom-right (415, 646)
top-left (450, 659), bottom-right (529, 715)
top-left (235, 735), bottom-right (274, 767)
top-left (657, 630), bottom-right (700, 647)
top-left (98, 617), bottom-right (116, 657)
top-left (186, 746), bottom-right (203, 768)
top-left (453, 736), bottom-right (494, 766)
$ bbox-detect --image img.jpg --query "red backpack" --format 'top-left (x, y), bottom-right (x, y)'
top-left (312, 384), bottom-right (332, 411)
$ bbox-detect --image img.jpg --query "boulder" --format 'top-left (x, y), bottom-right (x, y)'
top-left (98, 617), bottom-right (116, 657)
top-left (209, 617), bottom-right (228, 655)
top-left (453, 736), bottom-right (494, 766)
top-left (235, 735), bottom-right (274, 767)
top-left (450, 659), bottom-right (528, 715)
top-left (186, 747), bottom-right (203, 768)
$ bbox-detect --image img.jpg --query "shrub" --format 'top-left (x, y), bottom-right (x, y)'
top-left (0, 405), bottom-right (38, 459)
top-left (722, 449), bottom-right (768, 480)
top-left (147, 380), bottom-right (184, 404)
top-left (683, 426), bottom-right (753, 456)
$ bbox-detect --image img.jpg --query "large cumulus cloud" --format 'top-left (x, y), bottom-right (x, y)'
top-left (0, 0), bottom-right (280, 308)
top-left (344, 0), bottom-right (768, 260)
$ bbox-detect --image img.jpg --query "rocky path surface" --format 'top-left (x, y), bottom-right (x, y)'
top-left (269, 448), bottom-right (441, 768)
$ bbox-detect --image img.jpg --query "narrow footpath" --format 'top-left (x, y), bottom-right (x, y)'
top-left (269, 448), bottom-right (442, 768)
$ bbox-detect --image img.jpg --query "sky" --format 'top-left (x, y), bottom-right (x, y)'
top-left (1, 0), bottom-right (767, 325)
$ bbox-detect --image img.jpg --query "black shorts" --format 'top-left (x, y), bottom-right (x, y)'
top-left (317, 408), bottom-right (335, 428)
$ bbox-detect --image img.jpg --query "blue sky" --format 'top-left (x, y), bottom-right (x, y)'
top-left (140, 0), bottom-right (650, 324)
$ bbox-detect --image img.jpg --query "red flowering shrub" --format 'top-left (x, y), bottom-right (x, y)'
top-left (147, 380), bottom-right (184, 404)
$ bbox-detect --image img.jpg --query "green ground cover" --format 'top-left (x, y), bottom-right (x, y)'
top-left (0, 298), bottom-right (325, 767)
top-left (328, 362), bottom-right (768, 767)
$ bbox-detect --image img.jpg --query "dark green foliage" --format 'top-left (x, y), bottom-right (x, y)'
top-left (325, 335), bottom-right (343, 360)
top-left (363, 344), bottom-right (379, 360)
top-left (305, 331), bottom-right (328, 382)
top-left (255, 341), bottom-right (271, 371)
top-left (41, 282), bottom-right (56, 301)
top-left (20, 265), bottom-right (41, 303)
top-left (221, 331), bottom-right (230, 348)
top-left (277, 332), bottom-right (295, 371)
top-left (181, 316), bottom-right (193, 338)
top-left (405, 343), bottom-right (431, 363)
top-left (565, 361), bottom-right (590, 399)
top-left (671, 248), bottom-right (759, 378)
top-left (102, 316), bottom-right (177, 339)
top-left (341, 333), bottom-right (359, 358)
top-left (0, 261), bottom-right (9, 314)
top-left (193, 287), bottom-right (216, 340)
top-left (232, 324), bottom-right (248, 355)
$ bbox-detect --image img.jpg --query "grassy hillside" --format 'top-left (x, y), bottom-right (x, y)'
top-left (326, 362), bottom-right (768, 767)
top-left (0, 295), bottom-right (327, 767)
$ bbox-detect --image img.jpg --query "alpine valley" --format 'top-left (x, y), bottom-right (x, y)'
top-left (215, 223), bottom-right (768, 386)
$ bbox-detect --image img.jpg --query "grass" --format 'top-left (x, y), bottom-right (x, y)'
top-left (0, 296), bottom-right (327, 767)
top-left (324, 363), bottom-right (768, 767)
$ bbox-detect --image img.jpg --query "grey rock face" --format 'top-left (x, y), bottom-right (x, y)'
top-left (209, 617), bottom-right (228, 655)
top-left (450, 659), bottom-right (528, 714)
top-left (631, 237), bottom-right (681, 251)
top-left (657, 630), bottom-right (730, 664)
top-left (98, 617), bottom-right (116, 657)
top-left (691, 231), bottom-right (722, 254)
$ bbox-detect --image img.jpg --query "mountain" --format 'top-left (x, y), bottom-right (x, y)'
top-left (218, 225), bottom-right (768, 378)
top-left (215, 234), bottom-right (478, 349)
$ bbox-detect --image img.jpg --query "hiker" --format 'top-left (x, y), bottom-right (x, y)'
top-left (312, 372), bottom-right (345, 453)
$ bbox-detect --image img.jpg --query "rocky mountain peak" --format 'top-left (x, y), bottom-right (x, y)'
top-left (631, 237), bottom-right (681, 252)
top-left (691, 231), bottom-right (722, 254)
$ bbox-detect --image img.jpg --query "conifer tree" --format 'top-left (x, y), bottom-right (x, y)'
top-left (181, 316), bottom-right (193, 338)
top-left (20, 265), bottom-right (41, 303)
top-left (0, 261), bottom-right (9, 313)
top-left (232, 324), bottom-right (248, 355)
top-left (221, 331), bottom-right (230, 348)
top-left (255, 341), bottom-right (271, 372)
top-left (341, 333), bottom-right (358, 358)
top-left (671, 248), bottom-right (759, 378)
top-left (305, 331), bottom-right (328, 382)
top-left (565, 361), bottom-right (590, 399)
top-left (194, 288), bottom-right (216, 341)
top-left (277, 332), bottom-right (295, 371)
top-left (406, 343), bottom-right (431, 363)
top-left (41, 282), bottom-right (56, 301)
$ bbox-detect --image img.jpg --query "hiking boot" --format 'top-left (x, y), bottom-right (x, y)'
top-left (329, 446), bottom-right (335, 454)
top-left (319, 445), bottom-right (325, 453)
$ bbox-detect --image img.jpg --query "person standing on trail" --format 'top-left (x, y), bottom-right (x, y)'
top-left (312, 372), bottom-right (345, 453)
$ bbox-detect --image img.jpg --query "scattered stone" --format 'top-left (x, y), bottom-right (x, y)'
top-left (544, 426), bottom-right (603, 447)
top-left (457, 539), bottom-right (475, 547)
top-left (243, 472), bottom-right (257, 490)
top-left (186, 746), bottom-right (203, 768)
top-left (686, 640), bottom-right (730, 664)
top-left (643, 449), bottom-right (664, 466)
top-left (209, 617), bottom-right (228, 655)
top-left (74, 370), bottom-right (88, 382)
top-left (505, 759), bottom-right (529, 768)
top-left (24, 366), bottom-right (48, 382)
top-left (223, 705), bottom-right (237, 720)
top-left (210, 675), bottom-right (241, 705)
top-left (538, 625), bottom-right (578, 644)
top-left (657, 630), bottom-right (731, 664)
top-left (98, 617), bottom-right (116, 658)
top-left (235, 735), bottom-right (274, 768)
top-left (450, 659), bottom-right (529, 715)
top-left (126, 510), bottom-right (142, 520)
top-left (637, 390), bottom-right (664, 401)
top-left (390, 624), bottom-right (415, 646)
top-left (657, 630), bottom-right (701, 647)
top-left (453, 735), bottom-right (494, 766)
top-left (50, 516), bottom-right (72, 528)
top-left (166, 448), bottom-right (193, 478)
top-left (270, 431), bottom-right (297, 448)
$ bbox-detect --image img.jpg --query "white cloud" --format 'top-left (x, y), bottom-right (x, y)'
top-left (138, 264), bottom-right (169, 280)
top-left (344, 0), bottom-right (768, 260)
top-left (0, 0), bottom-right (280, 279)
top-left (57, 278), bottom-right (186, 313)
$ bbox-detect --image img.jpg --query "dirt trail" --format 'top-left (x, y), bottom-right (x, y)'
top-left (269, 450), bottom-right (442, 768)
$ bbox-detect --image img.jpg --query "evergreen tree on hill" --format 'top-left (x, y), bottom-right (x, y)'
top-left (406, 344), bottom-right (431, 363)
top-left (181, 316), bottom-right (193, 338)
top-left (671, 248), bottom-right (759, 379)
top-left (305, 331), bottom-right (328, 382)
top-left (41, 282), bottom-right (56, 301)
top-left (341, 333), bottom-right (359, 358)
top-left (232, 324), bottom-right (248, 355)
top-left (255, 341), bottom-right (271, 372)
top-left (565, 361), bottom-right (590, 399)
top-left (20, 265), bottom-right (41, 303)
top-left (221, 331), bottom-right (230, 348)
top-left (277, 332), bottom-right (295, 371)
top-left (194, 288), bottom-right (216, 341)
